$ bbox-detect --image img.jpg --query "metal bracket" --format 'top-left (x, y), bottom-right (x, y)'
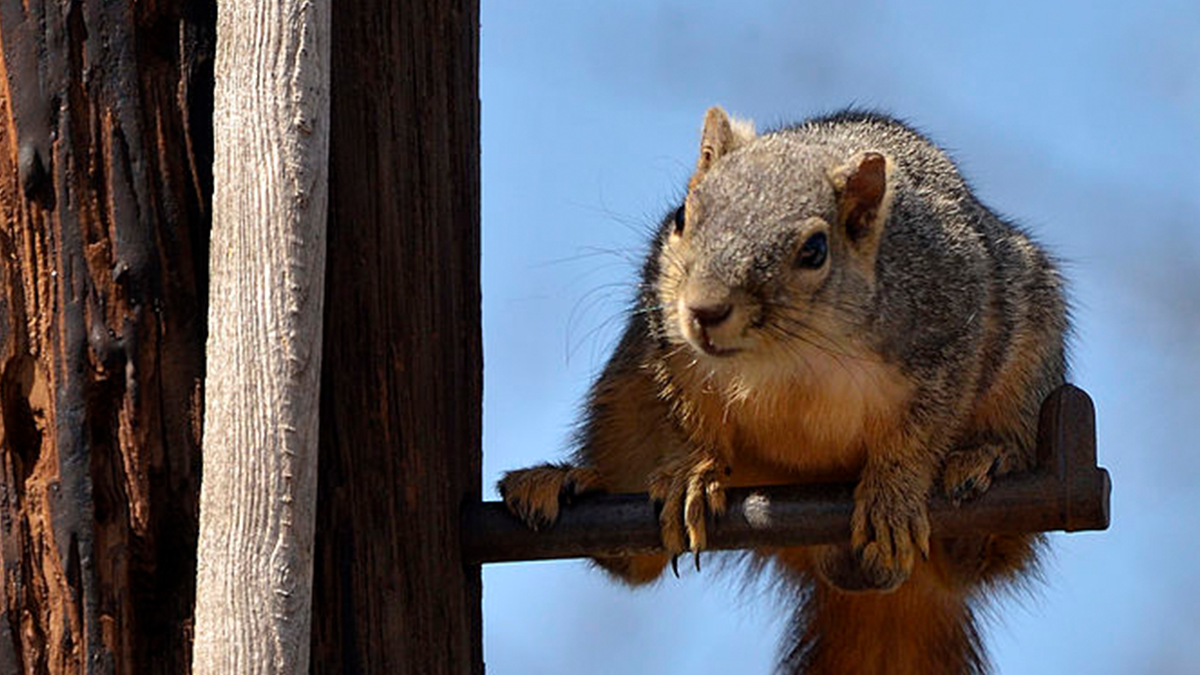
top-left (463, 384), bottom-right (1110, 565)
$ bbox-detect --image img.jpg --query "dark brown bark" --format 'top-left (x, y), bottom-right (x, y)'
top-left (0, 1), bottom-right (214, 673)
top-left (310, 0), bottom-right (482, 673)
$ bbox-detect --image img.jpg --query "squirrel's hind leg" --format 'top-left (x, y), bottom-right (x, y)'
top-left (939, 436), bottom-right (1041, 587)
top-left (592, 553), bottom-right (672, 586)
top-left (498, 462), bottom-right (673, 585)
top-left (498, 463), bottom-right (603, 531)
top-left (940, 439), bottom-right (1029, 505)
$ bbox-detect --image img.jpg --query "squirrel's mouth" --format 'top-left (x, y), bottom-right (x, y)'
top-left (696, 337), bottom-right (742, 358)
top-left (685, 328), bottom-right (745, 358)
top-left (675, 292), bottom-right (752, 358)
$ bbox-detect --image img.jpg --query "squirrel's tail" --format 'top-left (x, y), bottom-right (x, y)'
top-left (777, 556), bottom-right (988, 675)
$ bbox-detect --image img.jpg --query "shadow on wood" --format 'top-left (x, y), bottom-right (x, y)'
top-left (463, 384), bottom-right (1110, 564)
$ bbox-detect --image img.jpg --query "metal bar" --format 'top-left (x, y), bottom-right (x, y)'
top-left (463, 385), bottom-right (1110, 565)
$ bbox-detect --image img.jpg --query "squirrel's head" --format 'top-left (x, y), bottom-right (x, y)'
top-left (654, 106), bottom-right (894, 384)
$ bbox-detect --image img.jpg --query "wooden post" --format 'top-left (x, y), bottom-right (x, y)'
top-left (191, 0), bottom-right (329, 672)
top-left (308, 0), bottom-right (483, 673)
top-left (0, 2), bottom-right (213, 672)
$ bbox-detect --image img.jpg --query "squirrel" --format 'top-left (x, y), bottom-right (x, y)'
top-left (499, 107), bottom-right (1068, 674)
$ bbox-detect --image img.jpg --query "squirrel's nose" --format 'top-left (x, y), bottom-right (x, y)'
top-left (689, 302), bottom-right (733, 328)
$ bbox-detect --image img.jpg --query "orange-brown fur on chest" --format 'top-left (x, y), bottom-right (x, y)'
top-left (664, 342), bottom-right (915, 486)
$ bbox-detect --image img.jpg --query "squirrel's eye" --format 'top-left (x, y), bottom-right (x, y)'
top-left (796, 232), bottom-right (828, 269)
top-left (672, 205), bottom-right (686, 236)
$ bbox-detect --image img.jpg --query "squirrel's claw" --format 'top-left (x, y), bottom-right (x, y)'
top-left (662, 550), bottom-right (701, 578)
top-left (650, 454), bottom-right (727, 561)
top-left (942, 443), bottom-right (1017, 506)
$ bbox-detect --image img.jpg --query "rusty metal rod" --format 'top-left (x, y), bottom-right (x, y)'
top-left (463, 385), bottom-right (1110, 565)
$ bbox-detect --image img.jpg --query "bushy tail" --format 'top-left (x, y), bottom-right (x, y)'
top-left (779, 560), bottom-right (988, 675)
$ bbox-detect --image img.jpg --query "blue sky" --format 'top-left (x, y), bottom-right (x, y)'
top-left (480, 2), bottom-right (1200, 673)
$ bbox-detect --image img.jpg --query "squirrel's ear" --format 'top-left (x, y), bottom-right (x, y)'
top-left (829, 151), bottom-right (894, 243)
top-left (689, 106), bottom-right (756, 190)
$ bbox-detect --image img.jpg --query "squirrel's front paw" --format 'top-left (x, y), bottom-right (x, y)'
top-left (648, 454), bottom-right (727, 558)
top-left (850, 477), bottom-right (931, 591)
top-left (498, 463), bottom-right (602, 530)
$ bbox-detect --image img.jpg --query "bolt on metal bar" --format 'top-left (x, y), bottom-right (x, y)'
top-left (462, 385), bottom-right (1110, 565)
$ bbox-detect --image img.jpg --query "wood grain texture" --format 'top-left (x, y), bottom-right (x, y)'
top-left (0, 1), bottom-right (213, 672)
top-left (191, 0), bottom-right (329, 672)
top-left (308, 0), bottom-right (482, 673)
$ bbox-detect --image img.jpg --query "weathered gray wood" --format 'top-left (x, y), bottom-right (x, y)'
top-left (192, 0), bottom-right (329, 672)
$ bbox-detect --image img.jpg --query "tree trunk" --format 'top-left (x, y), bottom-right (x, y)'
top-left (309, 0), bottom-right (482, 673)
top-left (191, 0), bottom-right (329, 673)
top-left (0, 1), bottom-right (214, 673)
